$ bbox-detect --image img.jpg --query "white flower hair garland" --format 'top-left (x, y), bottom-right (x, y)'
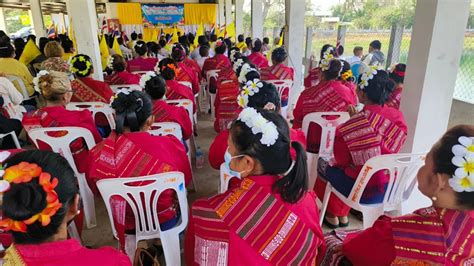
top-left (33, 70), bottom-right (50, 93)
top-left (139, 71), bottom-right (157, 89)
top-left (154, 63), bottom-right (161, 75)
top-left (449, 136), bottom-right (474, 192)
top-left (238, 63), bottom-right (257, 84)
top-left (106, 55), bottom-right (114, 70)
top-left (238, 107), bottom-right (279, 147)
top-left (237, 78), bottom-right (264, 108)
top-left (233, 58), bottom-right (244, 73)
top-left (359, 65), bottom-right (380, 89)
top-left (319, 47), bottom-right (334, 71)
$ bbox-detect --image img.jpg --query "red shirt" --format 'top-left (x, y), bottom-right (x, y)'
top-left (248, 52), bottom-right (270, 69)
top-left (176, 62), bottom-right (200, 94)
top-left (165, 79), bottom-right (196, 113)
top-left (152, 100), bottom-right (193, 140)
top-left (126, 57), bottom-right (158, 72)
top-left (13, 239), bottom-right (130, 265)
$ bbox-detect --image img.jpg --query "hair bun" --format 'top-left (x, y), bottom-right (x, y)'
top-left (3, 182), bottom-right (47, 221)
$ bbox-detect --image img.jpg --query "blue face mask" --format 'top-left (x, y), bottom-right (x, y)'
top-left (224, 149), bottom-right (245, 179)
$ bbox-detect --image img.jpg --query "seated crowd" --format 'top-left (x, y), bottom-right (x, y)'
top-left (0, 28), bottom-right (472, 265)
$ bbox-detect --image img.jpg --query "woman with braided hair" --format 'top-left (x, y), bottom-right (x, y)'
top-left (88, 89), bottom-right (191, 252)
top-left (70, 54), bottom-right (114, 103)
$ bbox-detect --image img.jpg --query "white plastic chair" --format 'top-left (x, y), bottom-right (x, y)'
top-left (319, 153), bottom-right (426, 229)
top-left (28, 127), bottom-right (97, 228)
top-left (302, 112), bottom-right (350, 189)
top-left (219, 163), bottom-right (234, 194)
top-left (110, 84), bottom-right (142, 93)
top-left (67, 102), bottom-right (116, 130)
top-left (206, 70), bottom-right (220, 116)
top-left (6, 75), bottom-right (33, 101)
top-left (96, 172), bottom-right (189, 265)
top-left (0, 131), bottom-right (21, 149)
top-left (178, 81), bottom-right (193, 91)
top-left (149, 122), bottom-right (183, 140)
top-left (166, 99), bottom-right (194, 130)
top-left (1, 95), bottom-right (26, 121)
top-left (131, 71), bottom-right (149, 76)
top-left (266, 79), bottom-right (293, 118)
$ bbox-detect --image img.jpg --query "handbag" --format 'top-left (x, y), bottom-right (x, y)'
top-left (133, 246), bottom-right (161, 266)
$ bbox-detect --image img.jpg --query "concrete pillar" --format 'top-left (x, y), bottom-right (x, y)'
top-left (399, 0), bottom-right (470, 214)
top-left (30, 0), bottom-right (46, 38)
top-left (218, 0), bottom-right (225, 26)
top-left (337, 24), bottom-right (347, 48)
top-left (225, 0), bottom-right (233, 27)
top-left (0, 8), bottom-right (7, 33)
top-left (284, 0), bottom-right (305, 112)
top-left (235, 0), bottom-right (244, 35)
top-left (66, 0), bottom-right (103, 81)
top-left (251, 0), bottom-right (263, 39)
top-left (386, 23), bottom-right (404, 68)
top-left (305, 27), bottom-right (313, 59)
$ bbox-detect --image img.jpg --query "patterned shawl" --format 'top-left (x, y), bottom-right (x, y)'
top-left (261, 63), bottom-right (294, 81)
top-left (339, 108), bottom-right (407, 166)
top-left (391, 207), bottom-right (474, 265)
top-left (192, 178), bottom-right (321, 265)
top-left (71, 79), bottom-right (108, 103)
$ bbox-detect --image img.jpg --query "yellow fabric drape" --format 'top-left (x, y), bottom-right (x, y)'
top-left (184, 4), bottom-right (217, 25)
top-left (117, 3), bottom-right (142, 25)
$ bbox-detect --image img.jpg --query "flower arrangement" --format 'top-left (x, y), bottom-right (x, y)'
top-left (139, 71), bottom-right (157, 89)
top-left (238, 107), bottom-right (279, 147)
top-left (33, 70), bottom-right (50, 93)
top-left (238, 63), bottom-right (257, 84)
top-left (0, 162), bottom-right (62, 232)
top-left (449, 136), bottom-right (474, 192)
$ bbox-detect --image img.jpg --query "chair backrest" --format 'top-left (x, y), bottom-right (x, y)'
top-left (266, 79), bottom-right (293, 103)
top-left (66, 102), bottom-right (116, 130)
top-left (96, 172), bottom-right (189, 243)
top-left (1, 95), bottom-right (26, 120)
top-left (348, 153), bottom-right (426, 211)
top-left (219, 163), bottom-right (233, 193)
top-left (6, 75), bottom-right (30, 99)
top-left (28, 127), bottom-right (96, 175)
top-left (131, 71), bottom-right (149, 76)
top-left (178, 81), bottom-right (193, 91)
top-left (302, 112), bottom-right (350, 159)
top-left (166, 99), bottom-right (193, 126)
top-left (110, 84), bottom-right (142, 93)
top-left (149, 122), bottom-right (183, 140)
top-left (206, 69), bottom-right (220, 84)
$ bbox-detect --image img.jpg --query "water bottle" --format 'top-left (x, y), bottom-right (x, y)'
top-left (196, 147), bottom-right (204, 169)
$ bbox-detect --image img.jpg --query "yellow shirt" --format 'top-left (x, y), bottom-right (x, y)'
top-left (0, 58), bottom-right (34, 97)
top-left (62, 53), bottom-right (75, 62)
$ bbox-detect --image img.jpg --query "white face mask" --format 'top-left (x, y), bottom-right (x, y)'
top-left (224, 149), bottom-right (245, 179)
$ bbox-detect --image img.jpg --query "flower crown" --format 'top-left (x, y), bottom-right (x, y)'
top-left (449, 136), bottom-right (474, 193)
top-left (70, 55), bottom-right (92, 77)
top-left (109, 87), bottom-right (141, 104)
top-left (0, 162), bottom-right (62, 232)
top-left (106, 55), bottom-right (114, 69)
top-left (320, 47), bottom-right (334, 71)
top-left (238, 107), bottom-right (279, 146)
top-left (33, 70), bottom-right (50, 93)
top-left (233, 58), bottom-right (244, 72)
top-left (237, 78), bottom-right (264, 108)
top-left (230, 50), bottom-right (239, 62)
top-left (139, 71), bottom-right (157, 89)
top-left (359, 65), bottom-right (380, 89)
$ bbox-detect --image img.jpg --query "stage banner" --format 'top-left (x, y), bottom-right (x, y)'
top-left (141, 4), bottom-right (185, 26)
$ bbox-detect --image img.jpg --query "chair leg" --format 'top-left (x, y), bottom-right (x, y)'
top-left (161, 232), bottom-right (182, 266)
top-left (306, 152), bottom-right (319, 190)
top-left (319, 180), bottom-right (332, 226)
top-left (77, 174), bottom-right (97, 228)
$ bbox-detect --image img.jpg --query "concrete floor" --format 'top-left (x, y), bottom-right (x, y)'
top-left (81, 99), bottom-right (472, 251)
